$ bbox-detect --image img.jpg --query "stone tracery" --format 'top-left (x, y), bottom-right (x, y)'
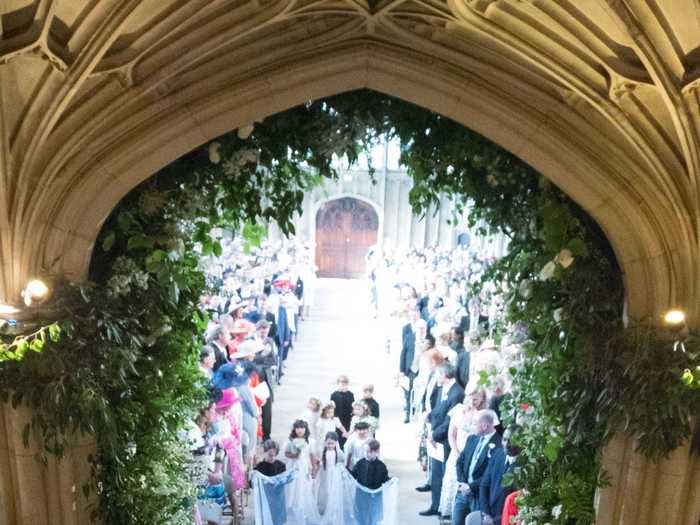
top-left (1, 1), bottom-right (700, 523)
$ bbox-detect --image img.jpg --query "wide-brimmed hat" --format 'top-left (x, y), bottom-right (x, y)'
top-left (228, 302), bottom-right (246, 315)
top-left (213, 362), bottom-right (252, 389)
top-left (231, 319), bottom-right (252, 334)
top-left (215, 388), bottom-right (242, 410)
top-left (234, 338), bottom-right (264, 358)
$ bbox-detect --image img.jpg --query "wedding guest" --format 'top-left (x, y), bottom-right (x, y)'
top-left (478, 427), bottom-right (521, 525)
top-left (199, 346), bottom-right (216, 381)
top-left (453, 410), bottom-right (501, 524)
top-left (420, 362), bottom-right (465, 517)
top-left (207, 326), bottom-right (230, 372)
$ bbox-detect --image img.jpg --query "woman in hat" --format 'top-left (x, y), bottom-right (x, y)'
top-left (227, 318), bottom-right (254, 358)
top-left (210, 389), bottom-right (246, 494)
top-left (213, 362), bottom-right (258, 463)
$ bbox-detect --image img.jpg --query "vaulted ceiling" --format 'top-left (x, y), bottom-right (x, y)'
top-left (0, 0), bottom-right (699, 324)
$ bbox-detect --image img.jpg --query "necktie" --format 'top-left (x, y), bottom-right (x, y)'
top-left (468, 436), bottom-right (486, 482)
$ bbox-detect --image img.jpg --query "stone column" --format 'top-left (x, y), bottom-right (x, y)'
top-left (596, 429), bottom-right (700, 525)
top-left (0, 404), bottom-right (95, 525)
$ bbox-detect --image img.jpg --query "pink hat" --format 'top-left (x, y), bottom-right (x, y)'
top-left (216, 388), bottom-right (241, 410)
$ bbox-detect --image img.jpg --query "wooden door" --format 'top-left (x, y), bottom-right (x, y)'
top-left (315, 198), bottom-right (379, 278)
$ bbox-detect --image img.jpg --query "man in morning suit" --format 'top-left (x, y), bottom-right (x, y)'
top-left (399, 310), bottom-right (426, 423)
top-left (419, 362), bottom-right (465, 517)
top-left (478, 426), bottom-right (521, 525)
top-left (452, 409), bottom-right (501, 525)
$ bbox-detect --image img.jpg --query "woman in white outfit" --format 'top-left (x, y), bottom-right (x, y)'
top-left (438, 387), bottom-right (488, 519)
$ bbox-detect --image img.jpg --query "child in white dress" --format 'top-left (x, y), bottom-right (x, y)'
top-left (315, 432), bottom-right (346, 516)
top-left (283, 419), bottom-right (321, 523)
top-left (300, 397), bottom-right (322, 443)
top-left (345, 421), bottom-right (371, 469)
top-left (316, 402), bottom-right (348, 454)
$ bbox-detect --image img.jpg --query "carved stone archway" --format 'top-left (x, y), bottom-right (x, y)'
top-left (1, 1), bottom-right (700, 523)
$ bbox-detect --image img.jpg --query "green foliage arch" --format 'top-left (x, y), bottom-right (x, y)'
top-left (1, 90), bottom-right (698, 524)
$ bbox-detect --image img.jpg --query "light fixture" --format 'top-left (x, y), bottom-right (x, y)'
top-left (663, 309), bottom-right (686, 325)
top-left (22, 278), bottom-right (50, 306)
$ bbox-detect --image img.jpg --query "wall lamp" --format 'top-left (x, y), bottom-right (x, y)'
top-left (21, 279), bottom-right (50, 306)
top-left (662, 308), bottom-right (688, 351)
top-left (0, 278), bottom-right (52, 334)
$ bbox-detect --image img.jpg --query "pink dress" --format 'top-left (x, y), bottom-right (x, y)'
top-left (214, 392), bottom-right (247, 490)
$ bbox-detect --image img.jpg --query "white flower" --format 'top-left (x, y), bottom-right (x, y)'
top-left (241, 149), bottom-right (258, 164)
top-left (552, 504), bottom-right (563, 519)
top-left (553, 307), bottom-right (563, 323)
top-left (208, 142), bottom-right (221, 164)
top-left (539, 260), bottom-right (557, 281)
top-left (518, 279), bottom-right (532, 299)
top-left (555, 249), bottom-right (574, 269)
top-left (237, 124), bottom-right (254, 139)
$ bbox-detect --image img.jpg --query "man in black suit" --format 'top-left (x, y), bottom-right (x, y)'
top-left (452, 410), bottom-right (501, 525)
top-left (399, 310), bottom-right (425, 423)
top-left (207, 325), bottom-right (230, 372)
top-left (450, 326), bottom-right (470, 389)
top-left (419, 362), bottom-right (465, 517)
top-left (479, 426), bottom-right (521, 525)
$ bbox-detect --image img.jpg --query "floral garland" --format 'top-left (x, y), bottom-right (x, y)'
top-left (1, 90), bottom-right (698, 524)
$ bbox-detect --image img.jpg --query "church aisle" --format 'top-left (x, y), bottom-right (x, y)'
top-left (243, 278), bottom-right (431, 524)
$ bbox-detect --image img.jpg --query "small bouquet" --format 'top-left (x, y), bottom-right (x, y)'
top-left (292, 438), bottom-right (308, 453)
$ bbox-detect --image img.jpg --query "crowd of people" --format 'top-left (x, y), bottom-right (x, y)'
top-left (381, 245), bottom-right (525, 525)
top-left (184, 234), bottom-right (524, 525)
top-left (185, 237), bottom-right (319, 524)
top-left (184, 237), bottom-right (397, 525)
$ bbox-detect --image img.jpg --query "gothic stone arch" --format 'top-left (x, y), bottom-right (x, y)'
top-left (1, 1), bottom-right (700, 523)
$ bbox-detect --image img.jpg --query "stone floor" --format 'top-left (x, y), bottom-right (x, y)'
top-left (240, 278), bottom-right (439, 524)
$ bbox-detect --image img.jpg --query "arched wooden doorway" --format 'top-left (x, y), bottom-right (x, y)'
top-left (315, 197), bottom-right (379, 278)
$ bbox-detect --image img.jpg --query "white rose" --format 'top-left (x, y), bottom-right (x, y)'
top-left (556, 249), bottom-right (574, 269)
top-left (539, 260), bottom-right (557, 281)
top-left (518, 279), bottom-right (533, 299)
top-left (208, 142), bottom-right (221, 164)
top-left (553, 307), bottom-right (563, 323)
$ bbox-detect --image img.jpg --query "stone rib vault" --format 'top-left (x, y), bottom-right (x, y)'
top-left (0, 1), bottom-right (699, 523)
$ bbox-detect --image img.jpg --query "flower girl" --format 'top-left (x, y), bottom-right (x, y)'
top-left (315, 432), bottom-right (346, 516)
top-left (284, 419), bottom-right (321, 523)
top-left (316, 401), bottom-right (348, 453)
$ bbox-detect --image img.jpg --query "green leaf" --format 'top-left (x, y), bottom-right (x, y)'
top-left (567, 238), bottom-right (589, 257)
top-left (117, 212), bottom-right (133, 233)
top-left (102, 231), bottom-right (116, 252)
top-left (127, 235), bottom-right (154, 251)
